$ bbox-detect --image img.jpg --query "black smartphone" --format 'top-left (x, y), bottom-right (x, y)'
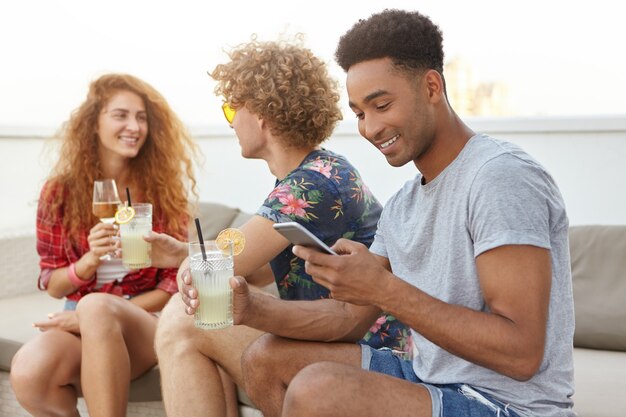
top-left (272, 222), bottom-right (338, 255)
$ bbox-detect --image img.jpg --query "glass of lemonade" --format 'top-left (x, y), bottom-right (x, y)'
top-left (120, 203), bottom-right (152, 269)
top-left (189, 240), bottom-right (234, 330)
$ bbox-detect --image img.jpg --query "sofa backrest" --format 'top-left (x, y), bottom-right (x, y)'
top-left (0, 233), bottom-right (39, 299)
top-left (191, 201), bottom-right (253, 240)
top-left (569, 225), bottom-right (626, 351)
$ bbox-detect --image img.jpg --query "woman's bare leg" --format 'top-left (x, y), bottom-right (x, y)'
top-left (76, 293), bottom-right (159, 417)
top-left (10, 330), bottom-right (82, 417)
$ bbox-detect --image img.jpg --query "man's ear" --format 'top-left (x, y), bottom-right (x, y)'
top-left (257, 114), bottom-right (267, 131)
top-left (424, 69), bottom-right (445, 103)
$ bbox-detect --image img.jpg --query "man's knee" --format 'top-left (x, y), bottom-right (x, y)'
top-left (242, 334), bottom-right (281, 373)
top-left (154, 293), bottom-right (196, 355)
top-left (284, 362), bottom-right (340, 411)
top-left (241, 334), bottom-right (284, 394)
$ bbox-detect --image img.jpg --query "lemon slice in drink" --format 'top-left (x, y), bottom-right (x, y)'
top-left (216, 228), bottom-right (245, 256)
top-left (114, 206), bottom-right (135, 224)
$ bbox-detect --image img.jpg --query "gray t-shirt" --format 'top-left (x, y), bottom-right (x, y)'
top-left (370, 134), bottom-right (575, 417)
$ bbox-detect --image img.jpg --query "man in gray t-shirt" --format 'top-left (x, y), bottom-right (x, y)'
top-left (235, 9), bottom-right (576, 417)
top-left (368, 133), bottom-right (575, 417)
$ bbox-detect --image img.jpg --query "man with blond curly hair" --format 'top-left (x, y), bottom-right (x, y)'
top-left (149, 37), bottom-right (409, 417)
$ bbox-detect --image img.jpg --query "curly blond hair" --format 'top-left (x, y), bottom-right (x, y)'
top-left (43, 73), bottom-right (198, 241)
top-left (210, 37), bottom-right (343, 148)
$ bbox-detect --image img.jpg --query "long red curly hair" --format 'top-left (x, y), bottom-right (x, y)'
top-left (42, 73), bottom-right (199, 241)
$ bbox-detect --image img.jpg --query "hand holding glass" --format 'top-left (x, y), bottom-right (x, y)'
top-left (93, 179), bottom-right (121, 223)
top-left (189, 241), bottom-right (234, 330)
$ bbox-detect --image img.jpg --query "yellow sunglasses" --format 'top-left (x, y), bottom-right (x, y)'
top-left (222, 103), bottom-right (237, 124)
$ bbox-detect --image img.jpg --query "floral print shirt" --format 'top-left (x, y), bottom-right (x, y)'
top-left (257, 149), bottom-right (411, 356)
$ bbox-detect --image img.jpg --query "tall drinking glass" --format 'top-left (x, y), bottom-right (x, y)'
top-left (93, 179), bottom-right (121, 260)
top-left (119, 203), bottom-right (152, 269)
top-left (189, 241), bottom-right (234, 330)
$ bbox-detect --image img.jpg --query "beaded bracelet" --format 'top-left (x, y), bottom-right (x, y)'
top-left (67, 263), bottom-right (94, 288)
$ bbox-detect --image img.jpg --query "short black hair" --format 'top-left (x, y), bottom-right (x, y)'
top-left (335, 9), bottom-right (444, 75)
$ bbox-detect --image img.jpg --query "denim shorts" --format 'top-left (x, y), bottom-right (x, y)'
top-left (64, 294), bottom-right (133, 311)
top-left (361, 345), bottom-right (521, 417)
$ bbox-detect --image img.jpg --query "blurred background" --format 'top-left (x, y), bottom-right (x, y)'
top-left (2, 0), bottom-right (624, 125)
top-left (1, 0), bottom-right (625, 234)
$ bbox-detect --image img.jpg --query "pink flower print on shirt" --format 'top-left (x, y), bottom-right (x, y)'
top-left (279, 194), bottom-right (311, 218)
top-left (307, 159), bottom-right (333, 178)
top-left (368, 315), bottom-right (388, 334)
top-left (362, 183), bottom-right (374, 199)
top-left (403, 332), bottom-right (414, 355)
top-left (269, 183), bottom-right (292, 201)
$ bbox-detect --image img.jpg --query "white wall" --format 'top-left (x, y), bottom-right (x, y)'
top-left (1, 116), bottom-right (625, 236)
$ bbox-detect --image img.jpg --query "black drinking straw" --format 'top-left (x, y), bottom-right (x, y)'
top-left (125, 187), bottom-right (132, 207)
top-left (194, 218), bottom-right (207, 261)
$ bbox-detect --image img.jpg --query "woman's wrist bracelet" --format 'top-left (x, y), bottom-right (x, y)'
top-left (67, 262), bottom-right (94, 287)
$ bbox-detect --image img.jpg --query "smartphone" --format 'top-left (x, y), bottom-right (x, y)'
top-left (272, 222), bottom-right (338, 255)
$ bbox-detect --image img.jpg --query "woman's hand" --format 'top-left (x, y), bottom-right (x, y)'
top-left (86, 221), bottom-right (118, 263)
top-left (46, 222), bottom-right (115, 296)
top-left (33, 311), bottom-right (80, 335)
top-left (143, 231), bottom-right (187, 268)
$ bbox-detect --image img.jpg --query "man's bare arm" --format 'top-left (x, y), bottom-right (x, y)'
top-left (234, 282), bottom-right (383, 343)
top-left (298, 240), bottom-right (551, 381)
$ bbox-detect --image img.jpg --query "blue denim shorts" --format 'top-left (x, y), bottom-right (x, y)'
top-left (64, 294), bottom-right (133, 311)
top-left (361, 345), bottom-right (521, 417)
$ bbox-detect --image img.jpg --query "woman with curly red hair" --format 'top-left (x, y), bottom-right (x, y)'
top-left (10, 73), bottom-right (198, 417)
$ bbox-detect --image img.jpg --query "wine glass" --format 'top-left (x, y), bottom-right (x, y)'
top-left (93, 179), bottom-right (121, 260)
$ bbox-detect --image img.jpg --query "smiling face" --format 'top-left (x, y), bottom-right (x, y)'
top-left (96, 90), bottom-right (148, 162)
top-left (347, 58), bottom-right (438, 168)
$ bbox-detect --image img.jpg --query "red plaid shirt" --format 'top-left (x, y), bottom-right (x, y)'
top-left (36, 181), bottom-right (183, 302)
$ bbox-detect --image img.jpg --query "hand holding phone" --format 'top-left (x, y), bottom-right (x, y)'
top-left (272, 222), bottom-right (338, 255)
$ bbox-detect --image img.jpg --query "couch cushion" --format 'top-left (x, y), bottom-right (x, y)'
top-left (191, 202), bottom-right (253, 240)
top-left (237, 385), bottom-right (256, 408)
top-left (0, 337), bottom-right (22, 372)
top-left (0, 292), bottom-right (64, 369)
top-left (569, 225), bottom-right (626, 351)
top-left (573, 347), bottom-right (626, 417)
top-left (0, 233), bottom-right (40, 299)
